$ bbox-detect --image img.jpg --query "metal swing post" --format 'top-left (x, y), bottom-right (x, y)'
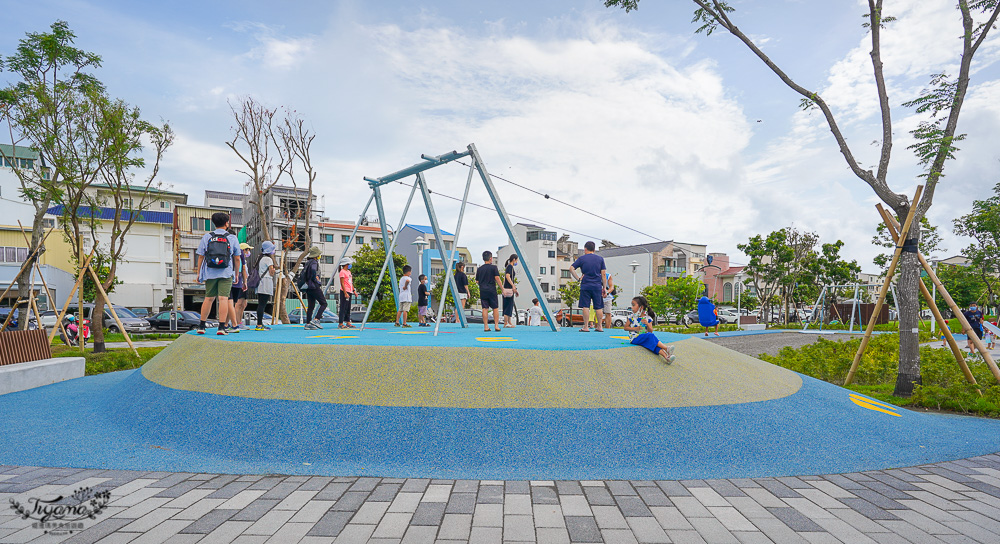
top-left (849, 283), bottom-right (860, 332)
top-left (360, 180), bottom-right (420, 331)
top-left (805, 286), bottom-right (826, 331)
top-left (433, 163), bottom-right (476, 335)
top-left (415, 172), bottom-right (468, 333)
top-left (373, 185), bottom-right (401, 312)
top-left (468, 143), bottom-right (559, 331)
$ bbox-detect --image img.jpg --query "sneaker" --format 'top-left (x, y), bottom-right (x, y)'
top-left (664, 354), bottom-right (676, 365)
top-left (402, 323), bottom-right (412, 328)
top-left (304, 322), bottom-right (320, 330)
top-left (664, 345), bottom-right (675, 357)
top-left (310, 319), bottom-right (323, 330)
top-left (197, 327), bottom-right (206, 335)
top-left (229, 326), bottom-right (240, 334)
top-left (255, 325), bottom-right (271, 331)
top-left (216, 327), bottom-right (228, 336)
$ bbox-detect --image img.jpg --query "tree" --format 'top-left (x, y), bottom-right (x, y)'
top-left (558, 281), bottom-right (580, 309)
top-left (606, 0), bottom-right (1000, 396)
top-left (350, 241), bottom-right (408, 303)
top-left (781, 227), bottom-right (820, 324)
top-left (872, 217), bottom-right (943, 273)
top-left (641, 275), bottom-right (703, 323)
top-left (277, 110), bottom-right (317, 323)
top-left (738, 230), bottom-right (794, 323)
top-left (85, 98), bottom-right (172, 352)
top-left (953, 183), bottom-right (1000, 308)
top-left (0, 21), bottom-right (103, 329)
top-left (430, 270), bottom-right (480, 308)
top-left (935, 263), bottom-right (985, 309)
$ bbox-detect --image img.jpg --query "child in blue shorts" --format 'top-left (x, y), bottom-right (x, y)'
top-left (624, 296), bottom-right (676, 364)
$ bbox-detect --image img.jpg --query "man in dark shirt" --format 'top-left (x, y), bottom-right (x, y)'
top-left (454, 262), bottom-right (471, 308)
top-left (475, 251), bottom-right (503, 331)
top-left (963, 302), bottom-right (985, 355)
top-left (571, 241), bottom-right (608, 332)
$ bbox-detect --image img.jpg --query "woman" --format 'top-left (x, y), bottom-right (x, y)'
top-left (301, 246), bottom-right (327, 331)
top-left (502, 254), bottom-right (519, 328)
top-left (338, 257), bottom-right (356, 329)
top-left (255, 241), bottom-right (277, 331)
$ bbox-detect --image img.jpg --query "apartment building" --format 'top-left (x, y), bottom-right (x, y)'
top-left (495, 223), bottom-right (562, 309)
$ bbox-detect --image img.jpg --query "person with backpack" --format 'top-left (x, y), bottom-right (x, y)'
top-left (252, 241), bottom-right (277, 330)
top-left (195, 212), bottom-right (241, 335)
top-left (299, 245), bottom-right (327, 330)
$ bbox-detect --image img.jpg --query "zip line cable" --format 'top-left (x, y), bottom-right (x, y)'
top-left (452, 160), bottom-right (663, 242)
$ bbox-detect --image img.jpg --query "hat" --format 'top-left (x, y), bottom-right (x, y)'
top-left (261, 241), bottom-right (275, 254)
top-left (339, 257), bottom-right (353, 266)
top-left (307, 246), bottom-right (322, 258)
top-left (239, 243), bottom-right (253, 251)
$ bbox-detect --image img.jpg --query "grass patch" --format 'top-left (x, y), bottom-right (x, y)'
top-left (760, 334), bottom-right (1000, 418)
top-left (50, 332), bottom-right (180, 346)
top-left (652, 323), bottom-right (741, 334)
top-left (52, 345), bottom-right (165, 375)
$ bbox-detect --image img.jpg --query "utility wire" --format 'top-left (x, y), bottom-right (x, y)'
top-left (453, 160), bottom-right (663, 242)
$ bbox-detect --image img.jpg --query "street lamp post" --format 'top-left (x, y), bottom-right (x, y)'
top-left (412, 236), bottom-right (429, 280)
top-left (630, 260), bottom-right (640, 298)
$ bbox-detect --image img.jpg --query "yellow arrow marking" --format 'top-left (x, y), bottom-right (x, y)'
top-left (849, 394), bottom-right (902, 417)
top-left (476, 337), bottom-right (517, 342)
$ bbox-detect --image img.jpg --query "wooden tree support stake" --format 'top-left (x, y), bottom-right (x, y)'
top-left (846, 185), bottom-right (923, 385)
top-left (876, 205), bottom-right (979, 392)
top-left (48, 248), bottom-right (97, 345)
top-left (17, 222), bottom-right (72, 344)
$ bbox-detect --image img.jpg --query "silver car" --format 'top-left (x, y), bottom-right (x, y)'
top-left (65, 304), bottom-right (152, 334)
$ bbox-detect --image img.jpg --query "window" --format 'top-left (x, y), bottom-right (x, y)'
top-left (322, 256), bottom-right (335, 264)
top-left (540, 267), bottom-right (546, 275)
top-left (526, 230), bottom-right (556, 242)
top-left (160, 201), bottom-right (170, 209)
top-left (548, 251), bottom-right (556, 258)
top-left (550, 266), bottom-right (555, 275)
top-left (342, 235), bottom-right (351, 244)
top-left (356, 236), bottom-right (364, 245)
top-left (561, 270), bottom-right (570, 279)
top-left (191, 217), bottom-right (211, 232)
top-left (373, 238), bottom-right (381, 245)
top-left (166, 263), bottom-right (173, 279)
top-left (430, 267), bottom-right (444, 277)
top-left (541, 283), bottom-right (549, 292)
top-left (323, 234), bottom-right (334, 243)
top-left (445, 241), bottom-right (452, 250)
top-left (43, 218), bottom-right (55, 229)
top-left (429, 240), bottom-right (436, 250)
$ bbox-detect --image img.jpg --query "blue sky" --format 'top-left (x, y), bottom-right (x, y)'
top-left (4, 0), bottom-right (1000, 271)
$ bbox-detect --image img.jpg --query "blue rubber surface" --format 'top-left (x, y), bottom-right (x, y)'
top-left (199, 323), bottom-right (687, 350)
top-left (1, 367), bottom-right (999, 480)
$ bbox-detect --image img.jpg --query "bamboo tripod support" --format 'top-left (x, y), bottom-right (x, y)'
top-left (875, 205), bottom-right (979, 390)
top-left (86, 265), bottom-right (139, 358)
top-left (845, 185), bottom-right (923, 385)
top-left (17, 222), bottom-right (71, 344)
top-left (0, 227), bottom-right (57, 312)
top-left (48, 248), bottom-right (97, 345)
top-left (879, 207), bottom-right (1000, 384)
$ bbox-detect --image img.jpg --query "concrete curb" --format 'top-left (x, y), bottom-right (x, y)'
top-left (0, 357), bottom-right (85, 395)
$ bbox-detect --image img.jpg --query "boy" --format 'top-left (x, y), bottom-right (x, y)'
top-left (417, 274), bottom-right (430, 327)
top-left (528, 298), bottom-right (543, 326)
top-left (475, 251), bottom-right (503, 332)
top-left (397, 265), bottom-right (413, 327)
top-left (195, 212), bottom-right (241, 335)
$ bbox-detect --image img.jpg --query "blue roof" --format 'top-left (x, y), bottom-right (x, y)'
top-left (405, 224), bottom-right (454, 236)
top-left (47, 205), bottom-right (174, 225)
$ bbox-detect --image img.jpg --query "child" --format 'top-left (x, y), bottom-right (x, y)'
top-left (697, 295), bottom-right (720, 337)
top-left (624, 296), bottom-right (676, 364)
top-left (397, 265), bottom-right (413, 328)
top-left (987, 319), bottom-right (996, 350)
top-left (475, 251), bottom-right (503, 332)
top-left (254, 241), bottom-right (276, 331)
top-left (528, 298), bottom-right (543, 326)
top-left (417, 274), bottom-right (430, 327)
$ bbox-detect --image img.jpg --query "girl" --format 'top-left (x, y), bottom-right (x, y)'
top-left (255, 241), bottom-right (277, 330)
top-left (624, 296), bottom-right (676, 364)
top-left (502, 254), bottom-right (519, 328)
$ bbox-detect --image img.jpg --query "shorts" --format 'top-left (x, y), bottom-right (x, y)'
top-left (418, 305), bottom-right (428, 316)
top-left (230, 286), bottom-right (246, 301)
top-left (603, 295), bottom-right (613, 308)
top-left (578, 287), bottom-right (604, 310)
top-left (973, 327), bottom-right (984, 339)
top-left (480, 290), bottom-right (499, 310)
top-left (400, 302), bottom-right (412, 312)
top-left (458, 293), bottom-right (468, 301)
top-left (205, 277), bottom-right (233, 298)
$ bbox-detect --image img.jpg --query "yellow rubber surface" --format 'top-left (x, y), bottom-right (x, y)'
top-left (142, 334), bottom-right (802, 408)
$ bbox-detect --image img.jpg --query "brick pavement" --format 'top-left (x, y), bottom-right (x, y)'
top-left (5, 455), bottom-right (1000, 543)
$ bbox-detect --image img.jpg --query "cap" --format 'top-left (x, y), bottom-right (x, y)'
top-left (261, 241), bottom-right (275, 254)
top-left (239, 243), bottom-right (253, 250)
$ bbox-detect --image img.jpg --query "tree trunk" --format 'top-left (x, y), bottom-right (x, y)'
top-left (894, 241), bottom-right (922, 397)
top-left (92, 290), bottom-right (107, 353)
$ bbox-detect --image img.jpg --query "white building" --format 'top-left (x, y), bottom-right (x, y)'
top-left (495, 223), bottom-right (562, 309)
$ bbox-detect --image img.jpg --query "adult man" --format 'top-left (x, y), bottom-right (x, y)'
top-left (454, 262), bottom-right (471, 308)
top-left (570, 241), bottom-right (608, 332)
top-left (963, 302), bottom-right (985, 356)
top-left (475, 251), bottom-right (503, 332)
top-left (195, 212), bottom-right (241, 335)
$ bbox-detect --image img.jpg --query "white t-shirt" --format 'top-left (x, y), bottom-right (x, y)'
top-left (257, 256), bottom-right (275, 295)
top-left (399, 275), bottom-right (413, 303)
top-left (528, 306), bottom-right (543, 326)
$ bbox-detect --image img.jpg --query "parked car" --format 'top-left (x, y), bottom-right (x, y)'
top-left (241, 310), bottom-right (272, 325)
top-left (516, 308), bottom-right (527, 326)
top-left (288, 308), bottom-right (338, 324)
top-left (460, 308), bottom-right (485, 324)
top-left (65, 304), bottom-right (152, 334)
top-left (39, 310), bottom-right (59, 329)
top-left (0, 307), bottom-right (38, 330)
top-left (147, 311), bottom-right (217, 331)
top-left (554, 308), bottom-right (588, 328)
top-left (716, 308), bottom-right (739, 324)
top-left (611, 309), bottom-right (631, 328)
top-left (129, 308), bottom-right (150, 318)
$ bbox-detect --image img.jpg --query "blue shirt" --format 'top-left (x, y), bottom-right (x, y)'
top-left (572, 253), bottom-right (606, 289)
top-left (196, 230), bottom-right (241, 281)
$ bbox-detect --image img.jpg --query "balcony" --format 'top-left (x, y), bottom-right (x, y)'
top-left (657, 266), bottom-right (686, 278)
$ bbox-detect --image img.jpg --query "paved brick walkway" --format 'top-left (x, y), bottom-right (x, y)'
top-left (6, 454), bottom-right (1000, 543)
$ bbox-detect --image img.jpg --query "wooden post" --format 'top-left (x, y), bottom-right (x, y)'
top-left (18, 222), bottom-right (71, 344)
top-left (845, 185), bottom-right (923, 385)
top-left (876, 205), bottom-right (978, 389)
top-left (86, 266), bottom-right (138, 358)
top-left (48, 248), bottom-right (97, 344)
